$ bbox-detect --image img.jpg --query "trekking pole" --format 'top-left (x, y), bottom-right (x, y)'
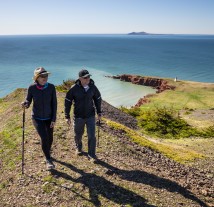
top-left (22, 107), bottom-right (25, 174)
top-left (97, 119), bottom-right (100, 147)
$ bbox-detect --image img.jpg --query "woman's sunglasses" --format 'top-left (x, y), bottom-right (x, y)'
top-left (39, 74), bottom-right (48, 78)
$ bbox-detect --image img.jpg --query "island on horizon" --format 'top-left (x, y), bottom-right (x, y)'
top-left (128, 31), bottom-right (163, 35)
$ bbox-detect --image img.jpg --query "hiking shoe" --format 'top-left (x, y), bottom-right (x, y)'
top-left (88, 155), bottom-right (97, 163)
top-left (75, 149), bottom-right (83, 156)
top-left (46, 159), bottom-right (55, 170)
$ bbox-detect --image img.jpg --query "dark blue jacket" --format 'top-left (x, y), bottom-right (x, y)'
top-left (65, 79), bottom-right (101, 119)
top-left (25, 83), bottom-right (57, 122)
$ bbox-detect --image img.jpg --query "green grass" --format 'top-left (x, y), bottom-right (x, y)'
top-left (1, 131), bottom-right (17, 149)
top-left (42, 182), bottom-right (55, 193)
top-left (0, 182), bottom-right (7, 189)
top-left (141, 80), bottom-right (214, 110)
top-left (0, 91), bottom-right (25, 171)
top-left (0, 102), bottom-right (10, 113)
top-left (0, 128), bottom-right (22, 170)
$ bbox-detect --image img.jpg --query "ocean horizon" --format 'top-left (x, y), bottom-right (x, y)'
top-left (0, 34), bottom-right (213, 107)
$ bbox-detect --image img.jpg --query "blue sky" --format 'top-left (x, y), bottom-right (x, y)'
top-left (0, 0), bottom-right (214, 35)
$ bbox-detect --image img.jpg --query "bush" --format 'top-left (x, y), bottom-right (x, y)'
top-left (124, 106), bottom-right (201, 138)
top-left (201, 125), bottom-right (214, 137)
top-left (120, 106), bottom-right (141, 117)
top-left (56, 79), bottom-right (75, 92)
top-left (121, 104), bottom-right (214, 139)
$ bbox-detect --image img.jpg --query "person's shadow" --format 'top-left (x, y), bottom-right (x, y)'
top-left (51, 158), bottom-right (156, 207)
top-left (95, 159), bottom-right (208, 207)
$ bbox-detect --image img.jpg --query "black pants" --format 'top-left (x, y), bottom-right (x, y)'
top-left (32, 119), bottom-right (53, 160)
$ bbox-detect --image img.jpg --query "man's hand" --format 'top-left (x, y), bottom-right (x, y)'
top-left (50, 122), bottom-right (55, 128)
top-left (66, 118), bottom-right (71, 125)
top-left (97, 114), bottom-right (101, 121)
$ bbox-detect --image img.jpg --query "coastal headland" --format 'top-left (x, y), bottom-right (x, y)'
top-left (106, 74), bottom-right (214, 110)
top-left (105, 74), bottom-right (176, 106)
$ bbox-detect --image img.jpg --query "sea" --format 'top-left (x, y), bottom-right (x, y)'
top-left (0, 34), bottom-right (214, 107)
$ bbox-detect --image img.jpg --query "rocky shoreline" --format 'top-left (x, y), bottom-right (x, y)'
top-left (105, 74), bottom-right (175, 106)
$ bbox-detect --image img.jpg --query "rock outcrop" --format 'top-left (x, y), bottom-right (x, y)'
top-left (106, 74), bottom-right (175, 107)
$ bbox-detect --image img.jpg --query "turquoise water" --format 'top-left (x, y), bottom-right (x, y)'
top-left (0, 34), bottom-right (213, 107)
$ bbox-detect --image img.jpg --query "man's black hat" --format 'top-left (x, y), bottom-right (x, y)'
top-left (79, 69), bottom-right (92, 78)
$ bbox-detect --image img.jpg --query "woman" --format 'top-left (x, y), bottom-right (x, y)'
top-left (22, 67), bottom-right (57, 170)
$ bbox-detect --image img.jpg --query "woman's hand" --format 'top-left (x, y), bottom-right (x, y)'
top-left (21, 101), bottom-right (29, 109)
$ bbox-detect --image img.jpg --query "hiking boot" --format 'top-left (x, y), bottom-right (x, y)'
top-left (88, 155), bottom-right (97, 163)
top-left (75, 149), bottom-right (82, 156)
top-left (46, 159), bottom-right (55, 170)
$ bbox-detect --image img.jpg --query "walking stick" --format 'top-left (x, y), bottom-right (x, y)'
top-left (22, 107), bottom-right (25, 174)
top-left (97, 119), bottom-right (100, 147)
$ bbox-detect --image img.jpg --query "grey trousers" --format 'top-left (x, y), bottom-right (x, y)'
top-left (73, 116), bottom-right (96, 157)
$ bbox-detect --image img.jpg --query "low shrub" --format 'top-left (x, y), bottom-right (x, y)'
top-left (121, 106), bottom-right (210, 138)
top-left (56, 79), bottom-right (75, 92)
top-left (120, 106), bottom-right (141, 117)
top-left (137, 107), bottom-right (200, 138)
top-left (201, 125), bottom-right (214, 137)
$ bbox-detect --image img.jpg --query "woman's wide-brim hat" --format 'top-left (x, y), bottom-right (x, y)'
top-left (33, 67), bottom-right (51, 81)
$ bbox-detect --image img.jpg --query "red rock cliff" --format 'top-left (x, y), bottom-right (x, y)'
top-left (111, 74), bottom-right (175, 92)
top-left (107, 74), bottom-right (175, 106)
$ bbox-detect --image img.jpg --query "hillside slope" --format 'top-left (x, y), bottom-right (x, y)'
top-left (0, 89), bottom-right (213, 207)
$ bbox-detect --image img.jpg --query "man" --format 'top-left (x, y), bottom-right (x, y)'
top-left (65, 69), bottom-right (102, 162)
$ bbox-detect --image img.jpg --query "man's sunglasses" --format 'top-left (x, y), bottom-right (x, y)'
top-left (83, 76), bottom-right (90, 79)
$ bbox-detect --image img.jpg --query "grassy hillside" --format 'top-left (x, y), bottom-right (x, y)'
top-left (141, 78), bottom-right (214, 141)
top-left (0, 86), bottom-right (213, 207)
top-left (122, 77), bottom-right (214, 170)
top-left (141, 78), bottom-right (214, 110)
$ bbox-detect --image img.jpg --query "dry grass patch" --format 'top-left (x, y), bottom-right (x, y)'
top-left (105, 118), bottom-right (205, 164)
